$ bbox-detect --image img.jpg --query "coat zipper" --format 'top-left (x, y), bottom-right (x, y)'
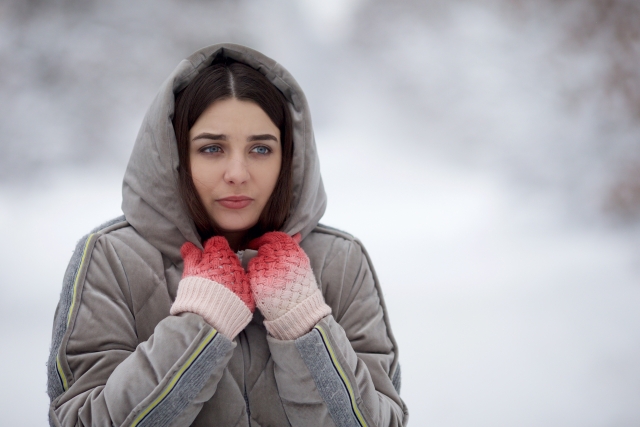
top-left (244, 384), bottom-right (251, 425)
top-left (239, 328), bottom-right (251, 426)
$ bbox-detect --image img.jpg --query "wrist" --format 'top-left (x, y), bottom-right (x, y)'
top-left (170, 276), bottom-right (252, 340)
top-left (262, 289), bottom-right (331, 340)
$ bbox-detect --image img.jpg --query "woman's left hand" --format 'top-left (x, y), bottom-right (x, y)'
top-left (247, 232), bottom-right (331, 340)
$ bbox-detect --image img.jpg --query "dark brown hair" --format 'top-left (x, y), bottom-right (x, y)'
top-left (173, 60), bottom-right (294, 242)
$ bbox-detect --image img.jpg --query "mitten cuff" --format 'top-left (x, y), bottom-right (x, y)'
top-left (170, 276), bottom-right (252, 340)
top-left (263, 289), bottom-right (332, 340)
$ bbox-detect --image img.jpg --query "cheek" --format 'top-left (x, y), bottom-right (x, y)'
top-left (262, 157), bottom-right (282, 194)
top-left (190, 158), bottom-right (219, 195)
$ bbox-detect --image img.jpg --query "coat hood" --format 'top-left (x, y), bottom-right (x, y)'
top-left (122, 43), bottom-right (327, 265)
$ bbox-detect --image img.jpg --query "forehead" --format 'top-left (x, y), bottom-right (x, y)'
top-left (191, 98), bottom-right (278, 135)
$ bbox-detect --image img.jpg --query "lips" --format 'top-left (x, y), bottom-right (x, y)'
top-left (216, 195), bottom-right (253, 209)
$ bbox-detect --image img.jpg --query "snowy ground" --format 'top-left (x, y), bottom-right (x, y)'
top-left (1, 1), bottom-right (640, 426)
top-left (319, 137), bottom-right (640, 426)
top-left (1, 143), bottom-right (640, 426)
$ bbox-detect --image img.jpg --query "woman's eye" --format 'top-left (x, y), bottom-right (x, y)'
top-left (252, 146), bottom-right (271, 155)
top-left (201, 145), bottom-right (222, 154)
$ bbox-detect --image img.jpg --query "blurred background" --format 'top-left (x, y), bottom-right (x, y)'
top-left (1, 0), bottom-right (640, 425)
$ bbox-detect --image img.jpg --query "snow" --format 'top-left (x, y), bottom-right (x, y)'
top-left (319, 134), bottom-right (640, 426)
top-left (1, 1), bottom-right (639, 425)
top-left (3, 147), bottom-right (639, 426)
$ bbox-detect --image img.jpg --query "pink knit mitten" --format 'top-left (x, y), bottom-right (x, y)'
top-left (247, 232), bottom-right (331, 340)
top-left (170, 237), bottom-right (254, 340)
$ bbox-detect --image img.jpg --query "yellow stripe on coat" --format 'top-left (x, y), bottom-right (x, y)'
top-left (315, 325), bottom-right (368, 427)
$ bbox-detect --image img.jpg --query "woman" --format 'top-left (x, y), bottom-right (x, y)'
top-left (47, 43), bottom-right (408, 427)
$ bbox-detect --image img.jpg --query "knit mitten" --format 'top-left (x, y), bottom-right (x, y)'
top-left (170, 237), bottom-right (254, 340)
top-left (247, 232), bottom-right (331, 340)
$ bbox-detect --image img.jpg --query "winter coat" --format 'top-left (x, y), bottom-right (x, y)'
top-left (47, 43), bottom-right (408, 427)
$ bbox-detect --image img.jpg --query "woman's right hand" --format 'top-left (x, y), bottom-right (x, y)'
top-left (181, 237), bottom-right (254, 311)
top-left (171, 237), bottom-right (254, 339)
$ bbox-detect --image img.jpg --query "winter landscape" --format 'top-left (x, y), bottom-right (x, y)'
top-left (1, 1), bottom-right (639, 425)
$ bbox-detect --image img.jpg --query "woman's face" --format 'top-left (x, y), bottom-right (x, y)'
top-left (189, 98), bottom-right (282, 241)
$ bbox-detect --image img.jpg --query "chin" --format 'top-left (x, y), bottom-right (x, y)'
top-left (215, 220), bottom-right (258, 234)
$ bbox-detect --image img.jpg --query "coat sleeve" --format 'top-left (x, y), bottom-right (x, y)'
top-left (266, 233), bottom-right (409, 427)
top-left (47, 230), bottom-right (235, 427)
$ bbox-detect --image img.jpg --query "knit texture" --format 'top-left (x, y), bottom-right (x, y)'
top-left (181, 237), bottom-right (254, 311)
top-left (170, 237), bottom-right (255, 339)
top-left (248, 232), bottom-right (331, 340)
top-left (170, 276), bottom-right (252, 339)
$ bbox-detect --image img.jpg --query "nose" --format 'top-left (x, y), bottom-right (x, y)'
top-left (223, 156), bottom-right (250, 185)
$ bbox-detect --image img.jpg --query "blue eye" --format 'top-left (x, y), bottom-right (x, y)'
top-left (252, 146), bottom-right (271, 155)
top-left (201, 145), bottom-right (222, 154)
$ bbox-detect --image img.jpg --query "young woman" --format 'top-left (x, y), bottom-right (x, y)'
top-left (47, 43), bottom-right (408, 427)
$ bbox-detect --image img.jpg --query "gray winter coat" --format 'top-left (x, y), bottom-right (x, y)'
top-left (47, 43), bottom-right (408, 427)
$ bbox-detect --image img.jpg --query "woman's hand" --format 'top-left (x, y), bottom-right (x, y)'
top-left (247, 232), bottom-right (331, 340)
top-left (181, 237), bottom-right (254, 311)
top-left (171, 237), bottom-right (254, 339)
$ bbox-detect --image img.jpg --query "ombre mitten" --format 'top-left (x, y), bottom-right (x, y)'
top-left (247, 232), bottom-right (331, 340)
top-left (170, 237), bottom-right (254, 340)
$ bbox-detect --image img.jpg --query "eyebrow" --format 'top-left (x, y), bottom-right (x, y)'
top-left (248, 134), bottom-right (278, 142)
top-left (191, 133), bottom-right (278, 143)
top-left (191, 133), bottom-right (226, 142)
